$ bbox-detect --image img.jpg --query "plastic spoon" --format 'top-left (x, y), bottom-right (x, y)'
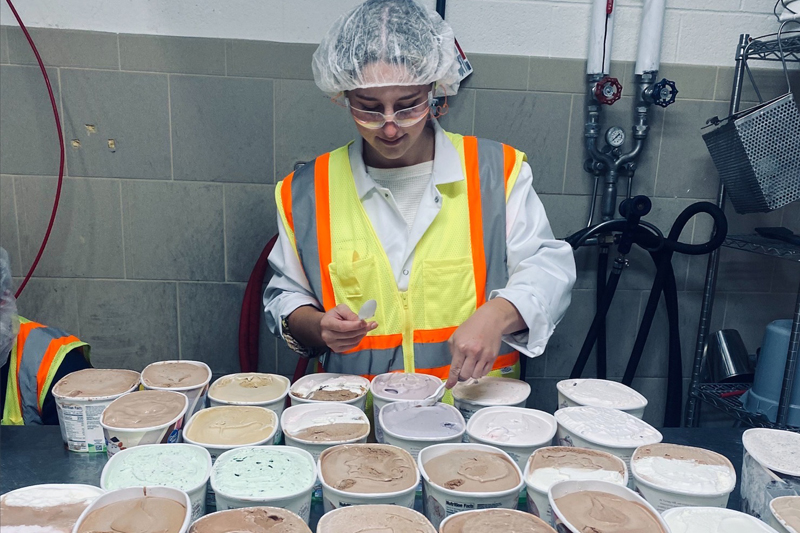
top-left (419, 381), bottom-right (447, 406)
top-left (358, 299), bottom-right (377, 320)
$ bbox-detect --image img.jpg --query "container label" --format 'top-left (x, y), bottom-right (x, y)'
top-left (56, 401), bottom-right (107, 453)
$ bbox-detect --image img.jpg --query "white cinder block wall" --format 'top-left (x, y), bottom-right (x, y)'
top-left (0, 0), bottom-right (782, 67)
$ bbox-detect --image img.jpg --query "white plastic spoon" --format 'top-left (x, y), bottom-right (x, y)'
top-left (358, 299), bottom-right (377, 320)
top-left (419, 381), bottom-right (447, 406)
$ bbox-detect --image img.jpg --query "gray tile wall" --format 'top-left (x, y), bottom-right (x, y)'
top-left (1, 27), bottom-right (798, 427)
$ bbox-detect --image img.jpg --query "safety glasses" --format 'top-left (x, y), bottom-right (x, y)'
top-left (345, 92), bottom-right (432, 129)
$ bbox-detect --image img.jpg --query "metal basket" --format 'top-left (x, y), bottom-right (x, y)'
top-left (703, 92), bottom-right (800, 214)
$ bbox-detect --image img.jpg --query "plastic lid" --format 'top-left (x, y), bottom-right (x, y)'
top-left (554, 406), bottom-right (662, 448)
top-left (557, 379), bottom-right (647, 411)
top-left (743, 428), bottom-right (800, 477)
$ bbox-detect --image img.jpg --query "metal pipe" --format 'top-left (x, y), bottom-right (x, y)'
top-left (436, 0), bottom-right (446, 19)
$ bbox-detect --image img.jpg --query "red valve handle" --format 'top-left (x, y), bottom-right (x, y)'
top-left (594, 76), bottom-right (622, 105)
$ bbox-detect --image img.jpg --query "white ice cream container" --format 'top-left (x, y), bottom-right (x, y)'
top-left (379, 402), bottom-right (466, 461)
top-left (100, 390), bottom-right (189, 458)
top-left (523, 446), bottom-right (628, 526)
top-left (1, 484), bottom-right (104, 532)
top-left (743, 428), bottom-right (800, 478)
top-left (210, 445), bottom-right (316, 521)
top-left (51, 369), bottom-right (141, 454)
top-left (466, 406), bottom-right (557, 471)
top-left (72, 486), bottom-right (192, 533)
top-left (769, 496), bottom-right (800, 533)
top-left (189, 507), bottom-right (312, 533)
top-left (289, 373), bottom-right (370, 410)
top-left (556, 378), bottom-right (648, 419)
top-left (437, 508), bottom-right (557, 533)
top-left (182, 406), bottom-right (278, 461)
top-left (554, 406), bottom-right (662, 485)
top-left (141, 360), bottom-right (212, 417)
top-left (207, 373), bottom-right (290, 445)
top-left (317, 505), bottom-right (436, 533)
top-left (662, 506), bottom-right (781, 533)
top-left (549, 479), bottom-right (669, 533)
top-left (370, 372), bottom-right (444, 443)
top-left (630, 442), bottom-right (736, 512)
top-left (417, 443), bottom-right (525, 529)
top-left (318, 443), bottom-right (420, 512)
top-left (281, 402), bottom-right (370, 461)
top-left (100, 443), bottom-right (211, 521)
top-left (451, 377), bottom-right (531, 421)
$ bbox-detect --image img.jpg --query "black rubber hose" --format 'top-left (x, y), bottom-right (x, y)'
top-left (663, 260), bottom-right (683, 427)
top-left (667, 202), bottom-right (728, 256)
top-left (596, 247), bottom-right (609, 379)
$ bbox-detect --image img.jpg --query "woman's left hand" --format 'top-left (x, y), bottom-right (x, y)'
top-left (445, 298), bottom-right (525, 388)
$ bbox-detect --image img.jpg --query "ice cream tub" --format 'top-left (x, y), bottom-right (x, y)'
top-left (662, 506), bottom-right (781, 533)
top-left (182, 405), bottom-right (278, 460)
top-left (451, 377), bottom-right (531, 421)
top-left (438, 508), bottom-right (557, 533)
top-left (210, 446), bottom-right (316, 521)
top-left (317, 505), bottom-right (436, 533)
top-left (73, 486), bottom-right (192, 533)
top-left (630, 442), bottom-right (736, 512)
top-left (188, 507), bottom-right (312, 533)
top-left (100, 389), bottom-right (189, 457)
top-left (289, 373), bottom-right (370, 410)
top-left (0, 483), bottom-right (104, 533)
top-left (281, 402), bottom-right (370, 461)
top-left (51, 369), bottom-right (141, 454)
top-left (549, 479), bottom-right (669, 533)
top-left (418, 443), bottom-right (525, 529)
top-left (770, 496), bottom-right (800, 533)
top-left (100, 443), bottom-right (211, 521)
top-left (557, 378), bottom-right (648, 419)
top-left (466, 406), bottom-right (557, 471)
top-left (554, 406), bottom-right (662, 484)
top-left (318, 443), bottom-right (420, 512)
top-left (379, 402), bottom-right (465, 461)
top-left (207, 373), bottom-right (290, 444)
top-left (523, 446), bottom-right (627, 526)
top-left (141, 360), bottom-right (212, 416)
top-left (370, 372), bottom-right (444, 442)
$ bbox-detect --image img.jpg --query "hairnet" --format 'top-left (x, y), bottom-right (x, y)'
top-left (312, 0), bottom-right (461, 98)
top-left (0, 247), bottom-right (18, 368)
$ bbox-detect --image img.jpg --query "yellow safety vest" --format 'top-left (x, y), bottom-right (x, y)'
top-left (2, 318), bottom-right (90, 425)
top-left (276, 131), bottom-right (526, 382)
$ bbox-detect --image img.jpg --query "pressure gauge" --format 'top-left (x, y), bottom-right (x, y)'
top-left (606, 126), bottom-right (626, 148)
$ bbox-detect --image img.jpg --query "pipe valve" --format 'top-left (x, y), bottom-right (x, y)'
top-left (594, 76), bottom-right (623, 105)
top-left (648, 78), bottom-right (678, 108)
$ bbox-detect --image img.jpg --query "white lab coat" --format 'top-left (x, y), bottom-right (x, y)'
top-left (264, 120), bottom-right (577, 358)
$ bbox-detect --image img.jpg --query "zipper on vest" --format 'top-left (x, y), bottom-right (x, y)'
top-left (400, 291), bottom-right (414, 373)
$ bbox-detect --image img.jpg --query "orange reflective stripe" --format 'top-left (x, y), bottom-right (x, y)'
top-left (413, 326), bottom-right (457, 344)
top-left (414, 351), bottom-right (520, 380)
top-left (36, 335), bottom-right (80, 408)
top-left (314, 153), bottom-right (335, 310)
top-left (463, 136), bottom-right (486, 308)
top-left (502, 143), bottom-right (516, 194)
top-left (343, 334), bottom-right (403, 354)
top-left (14, 321), bottom-right (43, 412)
top-left (281, 171), bottom-right (295, 233)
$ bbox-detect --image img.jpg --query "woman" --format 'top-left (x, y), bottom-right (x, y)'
top-left (264, 0), bottom-right (576, 390)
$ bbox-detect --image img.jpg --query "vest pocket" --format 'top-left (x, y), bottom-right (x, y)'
top-left (422, 257), bottom-right (475, 330)
top-left (328, 253), bottom-right (383, 323)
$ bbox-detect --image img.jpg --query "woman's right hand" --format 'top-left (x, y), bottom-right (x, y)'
top-left (319, 304), bottom-right (378, 352)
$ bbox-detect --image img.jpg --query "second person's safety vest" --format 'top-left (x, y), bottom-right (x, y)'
top-left (276, 131), bottom-right (525, 380)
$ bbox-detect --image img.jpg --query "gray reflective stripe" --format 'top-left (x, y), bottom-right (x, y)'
top-left (477, 138), bottom-right (509, 297)
top-left (291, 159), bottom-right (324, 304)
top-left (413, 342), bottom-right (451, 371)
top-left (18, 325), bottom-right (68, 425)
top-left (325, 347), bottom-right (404, 375)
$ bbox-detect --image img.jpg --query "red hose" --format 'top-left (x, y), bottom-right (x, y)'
top-left (6, 0), bottom-right (65, 299)
top-left (238, 234), bottom-right (278, 372)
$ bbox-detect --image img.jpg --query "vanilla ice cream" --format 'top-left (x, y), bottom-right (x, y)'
top-left (663, 506), bottom-right (780, 533)
top-left (632, 443), bottom-right (735, 495)
top-left (526, 447), bottom-right (626, 492)
top-left (0, 484), bottom-right (103, 533)
top-left (557, 378), bottom-right (647, 415)
top-left (184, 406), bottom-right (276, 446)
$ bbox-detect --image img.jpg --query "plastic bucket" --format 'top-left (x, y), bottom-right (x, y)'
top-left (281, 403), bottom-right (370, 461)
top-left (141, 360), bottom-right (211, 417)
top-left (630, 443), bottom-right (735, 512)
top-left (370, 372), bottom-right (443, 443)
top-left (52, 369), bottom-right (141, 453)
top-left (317, 505), bottom-right (436, 533)
top-left (100, 443), bottom-right (211, 521)
top-left (770, 497), bottom-right (800, 533)
top-left (662, 506), bottom-right (781, 533)
top-left (188, 507), bottom-right (312, 533)
top-left (523, 446), bottom-right (627, 526)
top-left (379, 402), bottom-right (465, 461)
top-left (318, 444), bottom-right (419, 512)
top-left (556, 378), bottom-right (647, 419)
top-left (210, 446), bottom-right (316, 522)
top-left (289, 373), bottom-right (370, 410)
top-left (451, 377), bottom-right (531, 422)
top-left (100, 390), bottom-right (189, 458)
top-left (73, 486), bottom-right (191, 533)
top-left (438, 508), bottom-right (556, 533)
top-left (466, 406), bottom-right (556, 471)
top-left (417, 443), bottom-right (525, 529)
top-left (549, 480), bottom-right (669, 533)
top-left (0, 484), bottom-right (103, 531)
